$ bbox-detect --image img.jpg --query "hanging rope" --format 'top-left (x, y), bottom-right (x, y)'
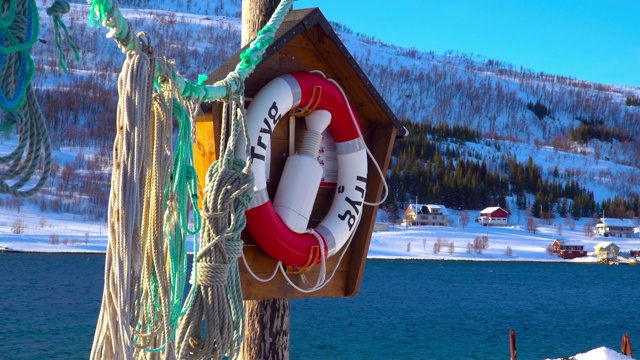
top-left (132, 90), bottom-right (174, 358)
top-left (0, 86), bottom-right (52, 197)
top-left (92, 33), bottom-right (206, 359)
top-left (87, 0), bottom-right (294, 358)
top-left (46, 0), bottom-right (81, 72)
top-left (133, 62), bottom-right (205, 357)
top-left (0, 0), bottom-right (52, 197)
top-left (87, 0), bottom-right (294, 103)
top-left (175, 78), bottom-right (253, 360)
top-left (91, 47), bottom-right (153, 360)
top-left (129, 35), bottom-right (177, 358)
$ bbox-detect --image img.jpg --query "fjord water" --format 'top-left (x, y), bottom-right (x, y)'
top-left (292, 260), bottom-right (639, 359)
top-left (0, 254), bottom-right (637, 360)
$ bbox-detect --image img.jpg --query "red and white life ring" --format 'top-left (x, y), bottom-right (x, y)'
top-left (237, 71), bottom-right (367, 268)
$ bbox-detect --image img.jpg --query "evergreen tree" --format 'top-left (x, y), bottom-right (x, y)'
top-left (557, 198), bottom-right (569, 218)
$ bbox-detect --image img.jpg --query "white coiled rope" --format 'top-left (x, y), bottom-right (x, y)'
top-left (91, 47), bottom-right (152, 360)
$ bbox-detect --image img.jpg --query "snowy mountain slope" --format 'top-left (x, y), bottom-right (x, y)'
top-left (21, 0), bottom-right (640, 215)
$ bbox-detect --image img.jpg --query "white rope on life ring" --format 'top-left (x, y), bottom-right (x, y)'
top-left (236, 71), bottom-right (368, 269)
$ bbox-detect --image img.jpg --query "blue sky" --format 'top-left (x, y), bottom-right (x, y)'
top-left (294, 0), bottom-right (640, 87)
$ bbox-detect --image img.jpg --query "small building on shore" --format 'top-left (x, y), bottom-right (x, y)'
top-left (594, 241), bottom-right (620, 262)
top-left (550, 239), bottom-right (588, 259)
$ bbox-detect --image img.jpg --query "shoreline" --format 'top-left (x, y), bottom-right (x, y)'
top-left (1, 250), bottom-right (629, 266)
top-left (0, 248), bottom-right (104, 255)
top-left (367, 257), bottom-right (608, 264)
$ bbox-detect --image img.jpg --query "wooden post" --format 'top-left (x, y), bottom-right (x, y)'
top-left (622, 333), bottom-right (633, 358)
top-left (241, 0), bottom-right (282, 46)
top-left (240, 1), bottom-right (291, 359)
top-left (509, 329), bottom-right (517, 360)
top-left (242, 297), bottom-right (290, 360)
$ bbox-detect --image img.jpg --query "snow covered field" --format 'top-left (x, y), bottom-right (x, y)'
top-left (370, 219), bottom-right (640, 263)
top-left (2, 204), bottom-right (640, 262)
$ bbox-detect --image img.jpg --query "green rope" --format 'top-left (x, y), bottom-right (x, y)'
top-left (46, 0), bottom-right (81, 73)
top-left (237, 26), bottom-right (276, 74)
top-left (87, 0), bottom-right (294, 102)
top-left (88, 0), bottom-right (141, 53)
top-left (162, 98), bottom-right (203, 347)
top-left (170, 99), bottom-right (202, 238)
top-left (0, 0), bottom-right (17, 29)
top-left (0, 0), bottom-right (38, 112)
top-left (0, 0), bottom-right (52, 197)
top-left (88, 0), bottom-right (108, 28)
top-left (0, 0), bottom-right (38, 55)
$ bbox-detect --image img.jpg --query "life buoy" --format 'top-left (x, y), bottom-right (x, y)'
top-left (237, 71), bottom-right (367, 268)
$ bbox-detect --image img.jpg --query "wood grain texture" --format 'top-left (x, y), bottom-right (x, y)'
top-left (241, 3), bottom-right (290, 360)
top-left (240, 299), bottom-right (290, 360)
top-left (241, 0), bottom-right (283, 46)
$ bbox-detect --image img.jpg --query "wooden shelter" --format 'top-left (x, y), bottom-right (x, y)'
top-left (194, 8), bottom-right (404, 300)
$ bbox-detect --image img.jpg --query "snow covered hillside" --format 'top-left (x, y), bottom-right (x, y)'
top-left (2, 0), bottom-right (638, 236)
top-left (32, 0), bottom-right (640, 201)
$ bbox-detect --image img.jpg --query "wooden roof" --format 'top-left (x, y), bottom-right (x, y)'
top-left (204, 7), bottom-right (404, 135)
top-left (480, 206), bottom-right (508, 215)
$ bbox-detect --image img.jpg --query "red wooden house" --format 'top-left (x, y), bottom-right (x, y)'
top-left (551, 239), bottom-right (588, 259)
top-left (476, 206), bottom-right (509, 226)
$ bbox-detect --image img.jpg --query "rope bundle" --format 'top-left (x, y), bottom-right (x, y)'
top-left (135, 61), bottom-right (205, 357)
top-left (0, 0), bottom-right (52, 197)
top-left (175, 85), bottom-right (254, 360)
top-left (132, 66), bottom-right (175, 356)
top-left (91, 48), bottom-right (152, 360)
top-left (92, 36), bottom-right (204, 360)
top-left (86, 0), bottom-right (295, 358)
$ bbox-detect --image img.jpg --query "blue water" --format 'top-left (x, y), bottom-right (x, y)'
top-left (0, 254), bottom-right (638, 360)
top-left (0, 253), bottom-right (104, 360)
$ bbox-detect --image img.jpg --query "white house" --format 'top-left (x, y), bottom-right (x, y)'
top-left (405, 204), bottom-right (448, 226)
top-left (595, 218), bottom-right (636, 238)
